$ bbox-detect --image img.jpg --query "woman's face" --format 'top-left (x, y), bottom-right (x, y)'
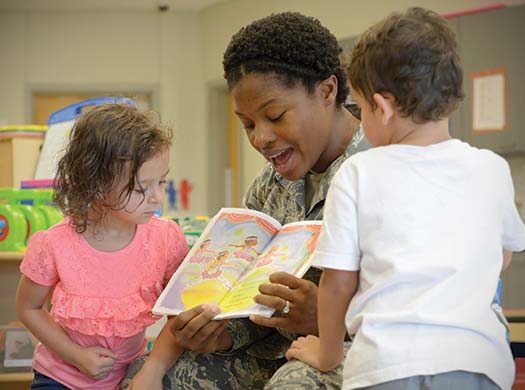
top-left (232, 73), bottom-right (336, 180)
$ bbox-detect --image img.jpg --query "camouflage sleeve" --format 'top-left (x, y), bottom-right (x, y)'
top-left (242, 164), bottom-right (271, 210)
top-left (225, 318), bottom-right (275, 352)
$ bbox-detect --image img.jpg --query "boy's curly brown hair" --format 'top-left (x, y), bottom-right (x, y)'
top-left (348, 7), bottom-right (464, 123)
top-left (54, 104), bottom-right (172, 233)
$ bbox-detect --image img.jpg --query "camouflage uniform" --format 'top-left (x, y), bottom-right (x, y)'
top-left (121, 128), bottom-right (370, 390)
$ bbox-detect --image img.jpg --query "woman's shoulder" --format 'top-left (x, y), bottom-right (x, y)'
top-left (243, 163), bottom-right (280, 203)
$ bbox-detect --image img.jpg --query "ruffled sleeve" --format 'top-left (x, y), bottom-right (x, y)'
top-left (20, 230), bottom-right (58, 286)
top-left (51, 280), bottom-right (165, 337)
top-left (164, 220), bottom-right (189, 282)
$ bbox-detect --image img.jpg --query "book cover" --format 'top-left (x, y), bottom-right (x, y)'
top-left (153, 208), bottom-right (322, 319)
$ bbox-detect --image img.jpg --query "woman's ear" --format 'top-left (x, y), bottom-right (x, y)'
top-left (373, 92), bottom-right (395, 125)
top-left (318, 75), bottom-right (338, 105)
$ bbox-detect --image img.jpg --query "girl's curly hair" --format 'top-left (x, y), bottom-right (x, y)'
top-left (54, 103), bottom-right (172, 233)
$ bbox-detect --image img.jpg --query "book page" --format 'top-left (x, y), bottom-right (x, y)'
top-left (216, 221), bottom-right (322, 319)
top-left (153, 208), bottom-right (281, 315)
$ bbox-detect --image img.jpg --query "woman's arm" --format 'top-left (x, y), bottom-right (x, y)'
top-left (16, 275), bottom-right (116, 379)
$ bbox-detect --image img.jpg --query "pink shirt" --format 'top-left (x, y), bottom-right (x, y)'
top-left (20, 217), bottom-right (189, 389)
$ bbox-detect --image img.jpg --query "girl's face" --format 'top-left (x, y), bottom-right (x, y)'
top-left (232, 73), bottom-right (337, 180)
top-left (109, 149), bottom-right (170, 226)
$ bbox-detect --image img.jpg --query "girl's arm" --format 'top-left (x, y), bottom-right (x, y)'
top-left (16, 275), bottom-right (116, 379)
top-left (127, 317), bottom-right (186, 389)
top-left (286, 268), bottom-right (358, 372)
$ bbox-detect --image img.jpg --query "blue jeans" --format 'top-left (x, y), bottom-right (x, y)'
top-left (31, 370), bottom-right (70, 390)
top-left (356, 370), bottom-right (500, 390)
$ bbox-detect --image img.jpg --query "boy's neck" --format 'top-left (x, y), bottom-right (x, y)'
top-left (312, 108), bottom-right (358, 173)
top-left (393, 117), bottom-right (451, 146)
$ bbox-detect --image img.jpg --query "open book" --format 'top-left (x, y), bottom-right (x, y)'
top-left (153, 208), bottom-right (322, 319)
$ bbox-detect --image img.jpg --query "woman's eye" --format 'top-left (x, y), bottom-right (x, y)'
top-left (243, 123), bottom-right (254, 131)
top-left (134, 188), bottom-right (146, 194)
top-left (159, 180), bottom-right (167, 186)
top-left (269, 112), bottom-right (285, 122)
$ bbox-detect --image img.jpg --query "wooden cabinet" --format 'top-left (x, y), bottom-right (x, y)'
top-left (0, 252), bottom-right (23, 325)
top-left (0, 252), bottom-right (33, 387)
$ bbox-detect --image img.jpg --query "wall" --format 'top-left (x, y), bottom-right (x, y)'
top-left (201, 0), bottom-right (525, 210)
top-left (0, 8), bottom-right (208, 216)
top-left (1, 0), bottom-right (524, 217)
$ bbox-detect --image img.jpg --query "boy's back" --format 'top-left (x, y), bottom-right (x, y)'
top-left (316, 139), bottom-right (523, 389)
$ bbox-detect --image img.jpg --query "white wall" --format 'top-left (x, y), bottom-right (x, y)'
top-left (201, 0), bottom-right (525, 212)
top-left (1, 0), bottom-right (523, 217)
top-left (0, 8), bottom-right (208, 215)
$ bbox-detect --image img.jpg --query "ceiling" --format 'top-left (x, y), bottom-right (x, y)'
top-left (0, 0), bottom-right (229, 12)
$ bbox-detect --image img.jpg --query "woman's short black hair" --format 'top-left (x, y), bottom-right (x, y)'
top-left (223, 12), bottom-right (349, 106)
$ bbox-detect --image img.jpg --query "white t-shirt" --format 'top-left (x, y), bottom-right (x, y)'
top-left (311, 139), bottom-right (525, 390)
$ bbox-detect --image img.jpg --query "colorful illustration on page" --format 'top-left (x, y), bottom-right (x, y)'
top-left (219, 223), bottom-right (321, 314)
top-left (157, 211), bottom-right (278, 312)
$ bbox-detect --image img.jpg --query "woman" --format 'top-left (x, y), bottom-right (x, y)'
top-left (123, 12), bottom-right (368, 389)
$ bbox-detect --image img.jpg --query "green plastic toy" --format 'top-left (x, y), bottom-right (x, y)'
top-left (0, 188), bottom-right (64, 252)
top-left (0, 189), bottom-right (28, 252)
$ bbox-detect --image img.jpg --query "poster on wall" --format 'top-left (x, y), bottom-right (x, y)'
top-left (471, 67), bottom-right (507, 133)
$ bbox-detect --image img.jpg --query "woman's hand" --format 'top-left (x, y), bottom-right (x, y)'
top-left (169, 305), bottom-right (233, 353)
top-left (249, 272), bottom-right (318, 335)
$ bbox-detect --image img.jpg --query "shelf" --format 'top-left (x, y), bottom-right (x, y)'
top-left (506, 309), bottom-right (525, 323)
top-left (0, 372), bottom-right (33, 382)
top-left (0, 252), bottom-right (24, 262)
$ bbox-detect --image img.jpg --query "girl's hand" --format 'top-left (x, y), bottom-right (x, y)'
top-left (285, 335), bottom-right (322, 370)
top-left (75, 346), bottom-right (116, 380)
top-left (127, 363), bottom-right (163, 390)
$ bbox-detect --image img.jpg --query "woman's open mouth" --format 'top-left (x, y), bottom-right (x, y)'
top-left (268, 148), bottom-right (294, 174)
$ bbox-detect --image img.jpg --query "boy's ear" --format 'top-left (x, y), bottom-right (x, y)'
top-left (318, 75), bottom-right (338, 105)
top-left (373, 92), bottom-right (395, 125)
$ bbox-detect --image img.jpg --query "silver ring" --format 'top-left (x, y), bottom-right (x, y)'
top-left (282, 300), bottom-right (290, 314)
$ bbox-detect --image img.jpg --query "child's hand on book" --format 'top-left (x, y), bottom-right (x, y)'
top-left (170, 304), bottom-right (233, 353)
top-left (250, 272), bottom-right (318, 335)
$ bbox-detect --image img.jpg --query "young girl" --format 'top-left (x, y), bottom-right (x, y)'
top-left (16, 104), bottom-right (189, 389)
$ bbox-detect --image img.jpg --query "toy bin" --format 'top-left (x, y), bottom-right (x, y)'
top-left (0, 126), bottom-right (47, 188)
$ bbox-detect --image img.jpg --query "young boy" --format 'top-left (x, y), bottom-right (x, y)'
top-left (286, 7), bottom-right (525, 390)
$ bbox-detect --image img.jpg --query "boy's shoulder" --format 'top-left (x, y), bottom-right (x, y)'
top-left (339, 138), bottom-right (510, 171)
